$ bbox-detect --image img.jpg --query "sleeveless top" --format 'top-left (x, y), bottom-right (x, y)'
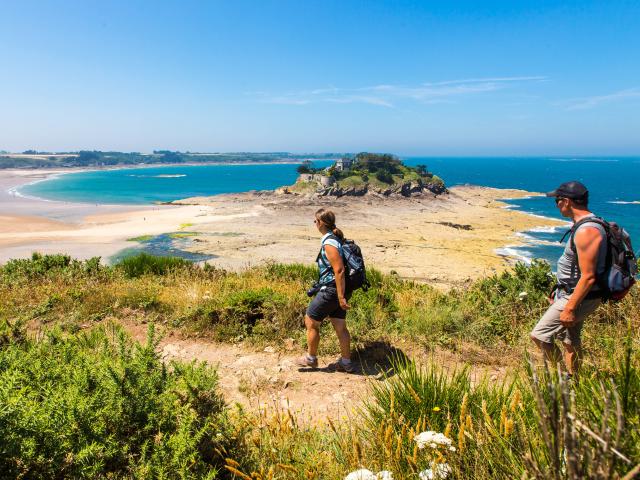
top-left (317, 233), bottom-right (343, 285)
top-left (556, 214), bottom-right (608, 297)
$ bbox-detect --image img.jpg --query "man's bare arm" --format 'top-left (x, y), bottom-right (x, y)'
top-left (563, 226), bottom-right (603, 314)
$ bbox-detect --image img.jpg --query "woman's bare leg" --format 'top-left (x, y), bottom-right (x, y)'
top-left (329, 317), bottom-right (351, 360)
top-left (305, 315), bottom-right (321, 356)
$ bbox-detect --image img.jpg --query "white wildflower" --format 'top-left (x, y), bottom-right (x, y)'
top-left (376, 471), bottom-right (394, 480)
top-left (345, 469), bottom-right (377, 480)
top-left (413, 431), bottom-right (454, 449)
top-left (418, 463), bottom-right (451, 479)
top-left (518, 291), bottom-right (528, 301)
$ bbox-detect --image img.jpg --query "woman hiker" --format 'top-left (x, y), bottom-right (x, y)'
top-left (296, 208), bottom-right (355, 373)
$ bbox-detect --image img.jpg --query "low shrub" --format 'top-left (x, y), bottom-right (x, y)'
top-left (1, 253), bottom-right (105, 282)
top-left (0, 323), bottom-right (243, 479)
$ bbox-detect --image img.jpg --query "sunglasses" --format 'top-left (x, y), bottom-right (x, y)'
top-left (555, 197), bottom-right (566, 205)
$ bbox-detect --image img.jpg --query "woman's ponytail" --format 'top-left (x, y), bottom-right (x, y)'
top-left (331, 226), bottom-right (345, 241)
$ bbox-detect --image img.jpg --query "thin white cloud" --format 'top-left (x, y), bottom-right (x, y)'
top-left (251, 76), bottom-right (547, 107)
top-left (564, 87), bottom-right (640, 110)
top-left (431, 76), bottom-right (547, 86)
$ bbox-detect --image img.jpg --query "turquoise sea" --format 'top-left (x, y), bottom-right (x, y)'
top-left (19, 157), bottom-right (640, 266)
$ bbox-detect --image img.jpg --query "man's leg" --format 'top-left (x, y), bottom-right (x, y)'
top-left (562, 343), bottom-right (581, 376)
top-left (329, 317), bottom-right (351, 360)
top-left (560, 298), bottom-right (599, 376)
top-left (304, 315), bottom-right (321, 356)
top-left (530, 298), bottom-right (567, 367)
top-left (530, 335), bottom-right (562, 365)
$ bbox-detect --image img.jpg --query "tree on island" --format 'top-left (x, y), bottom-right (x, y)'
top-left (296, 160), bottom-right (315, 174)
top-left (353, 152), bottom-right (402, 174)
top-left (375, 170), bottom-right (393, 184)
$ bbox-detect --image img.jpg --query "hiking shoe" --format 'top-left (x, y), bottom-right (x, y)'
top-left (331, 358), bottom-right (356, 373)
top-left (295, 355), bottom-right (318, 368)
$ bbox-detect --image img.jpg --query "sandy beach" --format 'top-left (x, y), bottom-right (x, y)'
top-left (0, 169), bottom-right (564, 288)
top-left (0, 169), bottom-right (215, 262)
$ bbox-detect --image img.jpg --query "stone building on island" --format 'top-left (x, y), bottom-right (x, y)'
top-left (335, 157), bottom-right (353, 172)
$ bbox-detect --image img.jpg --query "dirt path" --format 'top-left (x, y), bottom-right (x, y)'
top-left (125, 323), bottom-right (513, 422)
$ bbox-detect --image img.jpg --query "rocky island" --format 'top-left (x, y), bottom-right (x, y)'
top-left (283, 152), bottom-right (447, 197)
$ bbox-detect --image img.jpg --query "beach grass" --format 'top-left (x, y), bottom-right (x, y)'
top-left (1, 253), bottom-right (636, 363)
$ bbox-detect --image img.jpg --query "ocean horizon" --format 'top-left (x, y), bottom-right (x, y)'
top-left (16, 156), bottom-right (640, 267)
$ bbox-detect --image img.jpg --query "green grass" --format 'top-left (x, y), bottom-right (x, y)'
top-left (179, 222), bottom-right (194, 229)
top-left (0, 254), bottom-right (638, 478)
top-left (336, 175), bottom-right (366, 188)
top-left (116, 252), bottom-right (193, 278)
top-left (2, 255), bottom-right (637, 360)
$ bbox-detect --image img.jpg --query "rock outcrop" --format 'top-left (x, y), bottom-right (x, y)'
top-left (316, 180), bottom-right (447, 198)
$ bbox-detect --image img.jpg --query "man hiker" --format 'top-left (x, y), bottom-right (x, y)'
top-left (530, 181), bottom-right (607, 376)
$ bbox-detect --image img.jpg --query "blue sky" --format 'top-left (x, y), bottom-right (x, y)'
top-left (1, 0), bottom-right (639, 155)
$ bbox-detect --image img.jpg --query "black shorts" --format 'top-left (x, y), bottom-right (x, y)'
top-left (306, 286), bottom-right (351, 321)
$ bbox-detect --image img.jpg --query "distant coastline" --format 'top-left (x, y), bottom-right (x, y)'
top-left (0, 151), bottom-right (340, 170)
top-left (4, 161), bottom-right (333, 205)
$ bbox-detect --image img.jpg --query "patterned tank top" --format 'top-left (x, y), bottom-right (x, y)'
top-left (317, 233), bottom-right (343, 284)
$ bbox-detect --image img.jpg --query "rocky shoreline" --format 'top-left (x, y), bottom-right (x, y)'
top-left (278, 179), bottom-right (447, 198)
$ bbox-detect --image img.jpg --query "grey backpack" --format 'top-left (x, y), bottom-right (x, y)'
top-left (565, 217), bottom-right (637, 302)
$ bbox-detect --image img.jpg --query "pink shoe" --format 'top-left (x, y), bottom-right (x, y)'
top-left (295, 355), bottom-right (318, 368)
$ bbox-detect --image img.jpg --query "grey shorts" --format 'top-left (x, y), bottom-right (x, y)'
top-left (530, 295), bottom-right (600, 347)
top-left (306, 286), bottom-right (351, 322)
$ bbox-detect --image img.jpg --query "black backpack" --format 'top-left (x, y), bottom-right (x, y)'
top-left (318, 235), bottom-right (370, 292)
top-left (562, 216), bottom-right (637, 302)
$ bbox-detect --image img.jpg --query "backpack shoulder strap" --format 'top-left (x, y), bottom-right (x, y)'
top-left (317, 235), bottom-right (344, 282)
top-left (323, 233), bottom-right (344, 245)
top-left (567, 216), bottom-right (610, 254)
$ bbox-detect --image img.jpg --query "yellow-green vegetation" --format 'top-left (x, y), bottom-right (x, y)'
top-left (287, 180), bottom-right (320, 194)
top-left (1, 252), bottom-right (638, 478)
top-left (127, 235), bottom-right (154, 242)
top-left (179, 222), bottom-right (194, 230)
top-left (169, 232), bottom-right (199, 239)
top-left (336, 175), bottom-right (366, 187)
